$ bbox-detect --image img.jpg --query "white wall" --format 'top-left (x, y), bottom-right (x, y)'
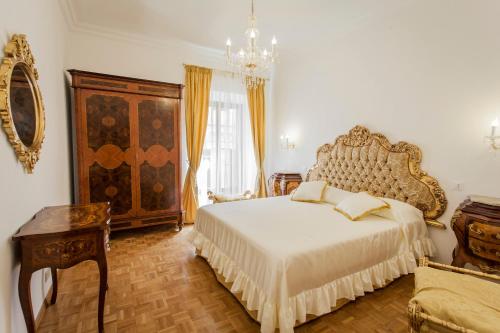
top-left (270, 0), bottom-right (500, 263)
top-left (0, 1), bottom-right (71, 332)
top-left (66, 31), bottom-right (228, 86)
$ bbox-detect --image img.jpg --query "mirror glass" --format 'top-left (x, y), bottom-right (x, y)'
top-left (9, 64), bottom-right (37, 147)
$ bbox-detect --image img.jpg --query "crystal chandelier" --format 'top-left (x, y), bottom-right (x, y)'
top-left (225, 0), bottom-right (277, 87)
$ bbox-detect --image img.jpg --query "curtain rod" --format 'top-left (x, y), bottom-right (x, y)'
top-left (182, 63), bottom-right (270, 81)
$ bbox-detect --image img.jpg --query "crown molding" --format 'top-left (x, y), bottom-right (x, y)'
top-left (58, 0), bottom-right (226, 62)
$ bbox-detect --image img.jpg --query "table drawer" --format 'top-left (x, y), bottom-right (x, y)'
top-left (468, 238), bottom-right (500, 262)
top-left (31, 234), bottom-right (97, 270)
top-left (468, 221), bottom-right (500, 244)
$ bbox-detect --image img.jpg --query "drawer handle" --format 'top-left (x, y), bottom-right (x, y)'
top-left (469, 225), bottom-right (484, 237)
top-left (496, 233), bottom-right (500, 240)
top-left (497, 251), bottom-right (500, 257)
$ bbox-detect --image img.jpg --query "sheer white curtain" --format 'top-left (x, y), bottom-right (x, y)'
top-left (197, 73), bottom-right (256, 206)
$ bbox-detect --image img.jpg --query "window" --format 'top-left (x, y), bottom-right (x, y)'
top-left (197, 74), bottom-right (256, 206)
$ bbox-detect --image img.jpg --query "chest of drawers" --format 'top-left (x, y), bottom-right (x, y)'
top-left (451, 199), bottom-right (500, 273)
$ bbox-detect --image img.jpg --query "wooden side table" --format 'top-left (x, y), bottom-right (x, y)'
top-left (12, 202), bottom-right (111, 333)
top-left (451, 197), bottom-right (500, 273)
top-left (268, 172), bottom-right (303, 196)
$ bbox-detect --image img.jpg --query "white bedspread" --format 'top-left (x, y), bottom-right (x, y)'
top-left (190, 196), bottom-right (434, 333)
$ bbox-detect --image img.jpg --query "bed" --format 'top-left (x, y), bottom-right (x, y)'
top-left (190, 126), bottom-right (447, 333)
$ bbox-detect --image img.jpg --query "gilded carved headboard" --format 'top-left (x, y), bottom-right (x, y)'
top-left (306, 126), bottom-right (447, 228)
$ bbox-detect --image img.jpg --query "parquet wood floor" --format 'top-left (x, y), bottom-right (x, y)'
top-left (38, 225), bottom-right (413, 333)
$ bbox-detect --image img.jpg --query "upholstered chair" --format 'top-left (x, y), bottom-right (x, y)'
top-left (409, 257), bottom-right (500, 333)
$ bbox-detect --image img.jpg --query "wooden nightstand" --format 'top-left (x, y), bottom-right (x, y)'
top-left (451, 196), bottom-right (500, 273)
top-left (268, 172), bottom-right (303, 196)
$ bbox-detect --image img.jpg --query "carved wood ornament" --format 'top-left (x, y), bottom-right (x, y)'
top-left (0, 34), bottom-right (45, 173)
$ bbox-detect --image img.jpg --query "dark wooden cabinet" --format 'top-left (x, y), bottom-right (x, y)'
top-left (451, 198), bottom-right (500, 273)
top-left (69, 70), bottom-right (183, 231)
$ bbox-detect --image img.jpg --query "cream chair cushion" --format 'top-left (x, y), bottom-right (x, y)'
top-left (322, 186), bottom-right (352, 205)
top-left (412, 266), bottom-right (500, 333)
top-left (291, 181), bottom-right (327, 203)
top-left (334, 192), bottom-right (389, 221)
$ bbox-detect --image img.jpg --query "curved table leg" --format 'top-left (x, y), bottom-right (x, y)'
top-left (19, 266), bottom-right (35, 333)
top-left (97, 256), bottom-right (108, 333)
top-left (50, 267), bottom-right (58, 305)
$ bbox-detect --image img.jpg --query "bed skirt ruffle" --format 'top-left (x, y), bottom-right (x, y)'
top-left (189, 229), bottom-right (435, 333)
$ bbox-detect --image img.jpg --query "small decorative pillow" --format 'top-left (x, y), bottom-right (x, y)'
top-left (322, 186), bottom-right (352, 205)
top-left (334, 192), bottom-right (389, 221)
top-left (291, 181), bottom-right (327, 203)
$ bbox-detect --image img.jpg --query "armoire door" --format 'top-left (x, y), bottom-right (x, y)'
top-left (135, 96), bottom-right (180, 217)
top-left (78, 89), bottom-right (138, 220)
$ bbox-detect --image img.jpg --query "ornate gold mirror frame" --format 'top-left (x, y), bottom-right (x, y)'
top-left (0, 34), bottom-right (45, 173)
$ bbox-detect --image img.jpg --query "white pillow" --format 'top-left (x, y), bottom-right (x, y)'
top-left (373, 197), bottom-right (424, 224)
top-left (334, 192), bottom-right (389, 221)
top-left (291, 181), bottom-right (327, 203)
top-left (322, 186), bottom-right (352, 205)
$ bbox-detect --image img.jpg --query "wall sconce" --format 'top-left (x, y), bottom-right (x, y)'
top-left (280, 134), bottom-right (295, 150)
top-left (486, 118), bottom-right (500, 150)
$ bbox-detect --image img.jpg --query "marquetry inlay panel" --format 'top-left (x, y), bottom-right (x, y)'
top-left (138, 99), bottom-right (174, 151)
top-left (87, 144), bottom-right (135, 170)
top-left (89, 162), bottom-right (132, 216)
top-left (136, 145), bottom-right (171, 168)
top-left (32, 234), bottom-right (96, 269)
top-left (140, 161), bottom-right (176, 211)
top-left (86, 94), bottom-right (130, 152)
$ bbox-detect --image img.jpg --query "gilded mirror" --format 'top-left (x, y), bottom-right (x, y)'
top-left (0, 35), bottom-right (45, 173)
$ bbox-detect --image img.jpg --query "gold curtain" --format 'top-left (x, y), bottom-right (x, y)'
top-left (247, 78), bottom-right (268, 198)
top-left (182, 65), bottom-right (212, 223)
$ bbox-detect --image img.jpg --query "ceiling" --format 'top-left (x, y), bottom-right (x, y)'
top-left (66, 0), bottom-right (414, 52)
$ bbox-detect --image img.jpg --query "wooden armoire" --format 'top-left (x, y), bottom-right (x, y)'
top-left (69, 70), bottom-right (183, 231)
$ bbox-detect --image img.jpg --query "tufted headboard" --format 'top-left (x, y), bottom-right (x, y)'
top-left (306, 126), bottom-right (447, 228)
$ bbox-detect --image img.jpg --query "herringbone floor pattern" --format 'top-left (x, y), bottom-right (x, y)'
top-left (38, 225), bottom-right (413, 333)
